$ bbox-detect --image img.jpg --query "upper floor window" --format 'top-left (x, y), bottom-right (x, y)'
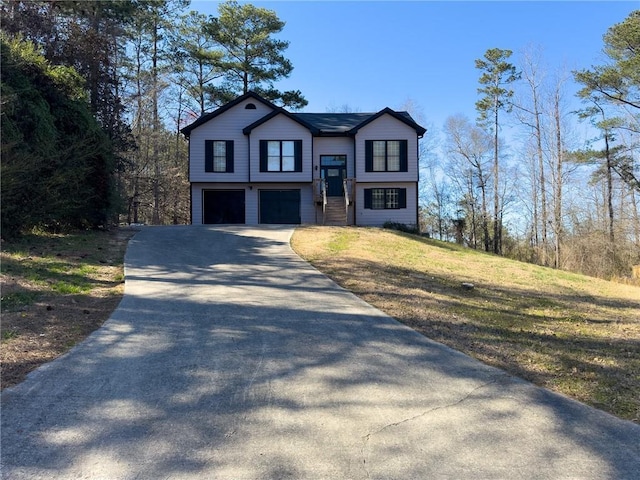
top-left (365, 140), bottom-right (408, 172)
top-left (260, 140), bottom-right (302, 172)
top-left (205, 140), bottom-right (234, 173)
top-left (245, 103), bottom-right (257, 109)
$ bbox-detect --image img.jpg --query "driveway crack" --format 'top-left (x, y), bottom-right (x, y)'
top-left (360, 375), bottom-right (506, 477)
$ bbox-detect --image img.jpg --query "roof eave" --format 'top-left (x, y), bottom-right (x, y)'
top-left (181, 91), bottom-right (279, 137)
top-left (348, 107), bottom-right (427, 136)
top-left (243, 109), bottom-right (320, 135)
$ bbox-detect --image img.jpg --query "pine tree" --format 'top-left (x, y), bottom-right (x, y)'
top-left (475, 48), bottom-right (520, 254)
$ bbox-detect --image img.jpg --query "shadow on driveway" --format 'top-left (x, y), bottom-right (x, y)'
top-left (2, 226), bottom-right (639, 479)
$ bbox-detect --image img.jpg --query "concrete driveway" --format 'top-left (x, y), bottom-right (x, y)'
top-left (2, 226), bottom-right (639, 479)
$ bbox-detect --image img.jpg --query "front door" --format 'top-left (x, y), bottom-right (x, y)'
top-left (320, 155), bottom-right (346, 197)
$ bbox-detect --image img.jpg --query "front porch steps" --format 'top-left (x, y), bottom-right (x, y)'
top-left (323, 197), bottom-right (347, 226)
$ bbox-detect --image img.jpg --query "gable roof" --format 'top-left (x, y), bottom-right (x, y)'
top-left (347, 108), bottom-right (427, 136)
top-left (292, 113), bottom-right (374, 134)
top-left (242, 109), bottom-right (320, 135)
top-left (180, 92), bottom-right (278, 137)
top-left (293, 110), bottom-right (426, 137)
top-left (181, 91), bottom-right (427, 138)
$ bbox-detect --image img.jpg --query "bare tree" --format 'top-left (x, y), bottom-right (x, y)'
top-left (444, 114), bottom-right (494, 251)
top-left (514, 46), bottom-right (549, 264)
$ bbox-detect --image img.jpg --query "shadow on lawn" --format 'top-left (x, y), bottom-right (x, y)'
top-left (1, 226), bottom-right (638, 479)
top-left (317, 256), bottom-right (640, 422)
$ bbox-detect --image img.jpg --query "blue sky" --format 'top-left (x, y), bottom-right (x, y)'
top-left (190, 1), bottom-right (637, 131)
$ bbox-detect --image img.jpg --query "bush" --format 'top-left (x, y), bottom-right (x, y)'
top-left (382, 221), bottom-right (420, 235)
top-left (1, 35), bottom-right (115, 238)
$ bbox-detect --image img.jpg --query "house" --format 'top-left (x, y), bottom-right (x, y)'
top-left (180, 92), bottom-right (426, 227)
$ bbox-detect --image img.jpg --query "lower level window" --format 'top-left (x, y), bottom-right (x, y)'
top-left (365, 188), bottom-right (406, 209)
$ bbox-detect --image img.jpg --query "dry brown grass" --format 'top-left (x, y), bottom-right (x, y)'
top-left (291, 226), bottom-right (640, 423)
top-left (1, 228), bottom-right (137, 389)
top-left (3, 225), bottom-right (638, 423)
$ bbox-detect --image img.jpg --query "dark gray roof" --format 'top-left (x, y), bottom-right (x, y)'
top-left (292, 113), bottom-right (376, 133)
top-left (292, 110), bottom-right (426, 136)
top-left (181, 91), bottom-right (427, 138)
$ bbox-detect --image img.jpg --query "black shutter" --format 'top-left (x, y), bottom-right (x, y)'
top-left (294, 140), bottom-right (302, 172)
top-left (365, 140), bottom-right (373, 172)
top-left (225, 141), bottom-right (234, 173)
top-left (259, 140), bottom-right (268, 172)
top-left (205, 140), bottom-right (213, 172)
top-left (398, 188), bottom-right (407, 208)
top-left (399, 140), bottom-right (408, 172)
top-left (364, 189), bottom-right (372, 209)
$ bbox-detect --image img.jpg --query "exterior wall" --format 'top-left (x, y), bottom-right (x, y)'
top-left (312, 136), bottom-right (355, 179)
top-left (354, 114), bottom-right (419, 183)
top-left (188, 103), bottom-right (421, 227)
top-left (248, 115), bottom-right (313, 183)
top-left (189, 99), bottom-right (273, 183)
top-left (192, 182), bottom-right (315, 225)
top-left (355, 182), bottom-right (417, 227)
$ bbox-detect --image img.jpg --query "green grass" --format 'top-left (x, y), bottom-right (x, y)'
top-left (1, 230), bottom-right (121, 310)
top-left (1, 329), bottom-right (20, 340)
top-left (0, 291), bottom-right (40, 310)
top-left (1, 227), bottom-right (137, 390)
top-left (292, 226), bottom-right (640, 423)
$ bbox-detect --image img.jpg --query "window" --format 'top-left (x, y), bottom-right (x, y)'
top-left (213, 141), bottom-right (227, 172)
top-left (245, 103), bottom-right (257, 109)
top-left (364, 188), bottom-right (407, 209)
top-left (260, 140), bottom-right (303, 172)
top-left (205, 140), bottom-right (234, 173)
top-left (365, 140), bottom-right (408, 172)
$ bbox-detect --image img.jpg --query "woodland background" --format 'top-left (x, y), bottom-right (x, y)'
top-left (1, 1), bottom-right (638, 281)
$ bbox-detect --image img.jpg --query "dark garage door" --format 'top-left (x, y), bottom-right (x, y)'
top-left (203, 190), bottom-right (245, 224)
top-left (260, 190), bottom-right (301, 224)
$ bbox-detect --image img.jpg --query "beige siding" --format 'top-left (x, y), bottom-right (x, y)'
top-left (355, 182), bottom-right (417, 227)
top-left (189, 100), bottom-right (273, 183)
top-left (355, 114), bottom-right (419, 183)
top-left (248, 114), bottom-right (313, 183)
top-left (313, 137), bottom-right (355, 179)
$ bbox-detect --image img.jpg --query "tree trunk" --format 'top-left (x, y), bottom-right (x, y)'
top-left (603, 131), bottom-right (615, 245)
top-left (534, 108), bottom-right (548, 265)
top-left (480, 177), bottom-right (490, 252)
top-left (198, 62), bottom-right (206, 116)
top-left (493, 101), bottom-right (500, 254)
top-left (553, 91), bottom-right (563, 269)
top-left (631, 189), bottom-right (640, 248)
top-left (151, 21), bottom-right (161, 225)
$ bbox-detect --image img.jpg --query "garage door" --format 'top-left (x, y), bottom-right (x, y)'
top-left (203, 190), bottom-right (245, 224)
top-left (259, 190), bottom-right (301, 224)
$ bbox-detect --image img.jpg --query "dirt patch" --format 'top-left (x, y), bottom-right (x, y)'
top-left (1, 227), bottom-right (138, 389)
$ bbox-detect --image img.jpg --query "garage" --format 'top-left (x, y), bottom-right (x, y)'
top-left (259, 190), bottom-right (301, 224)
top-left (203, 190), bottom-right (245, 224)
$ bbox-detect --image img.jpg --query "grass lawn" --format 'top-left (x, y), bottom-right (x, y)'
top-left (2, 225), bottom-right (638, 424)
top-left (291, 226), bottom-right (640, 423)
top-left (1, 228), bottom-right (138, 388)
